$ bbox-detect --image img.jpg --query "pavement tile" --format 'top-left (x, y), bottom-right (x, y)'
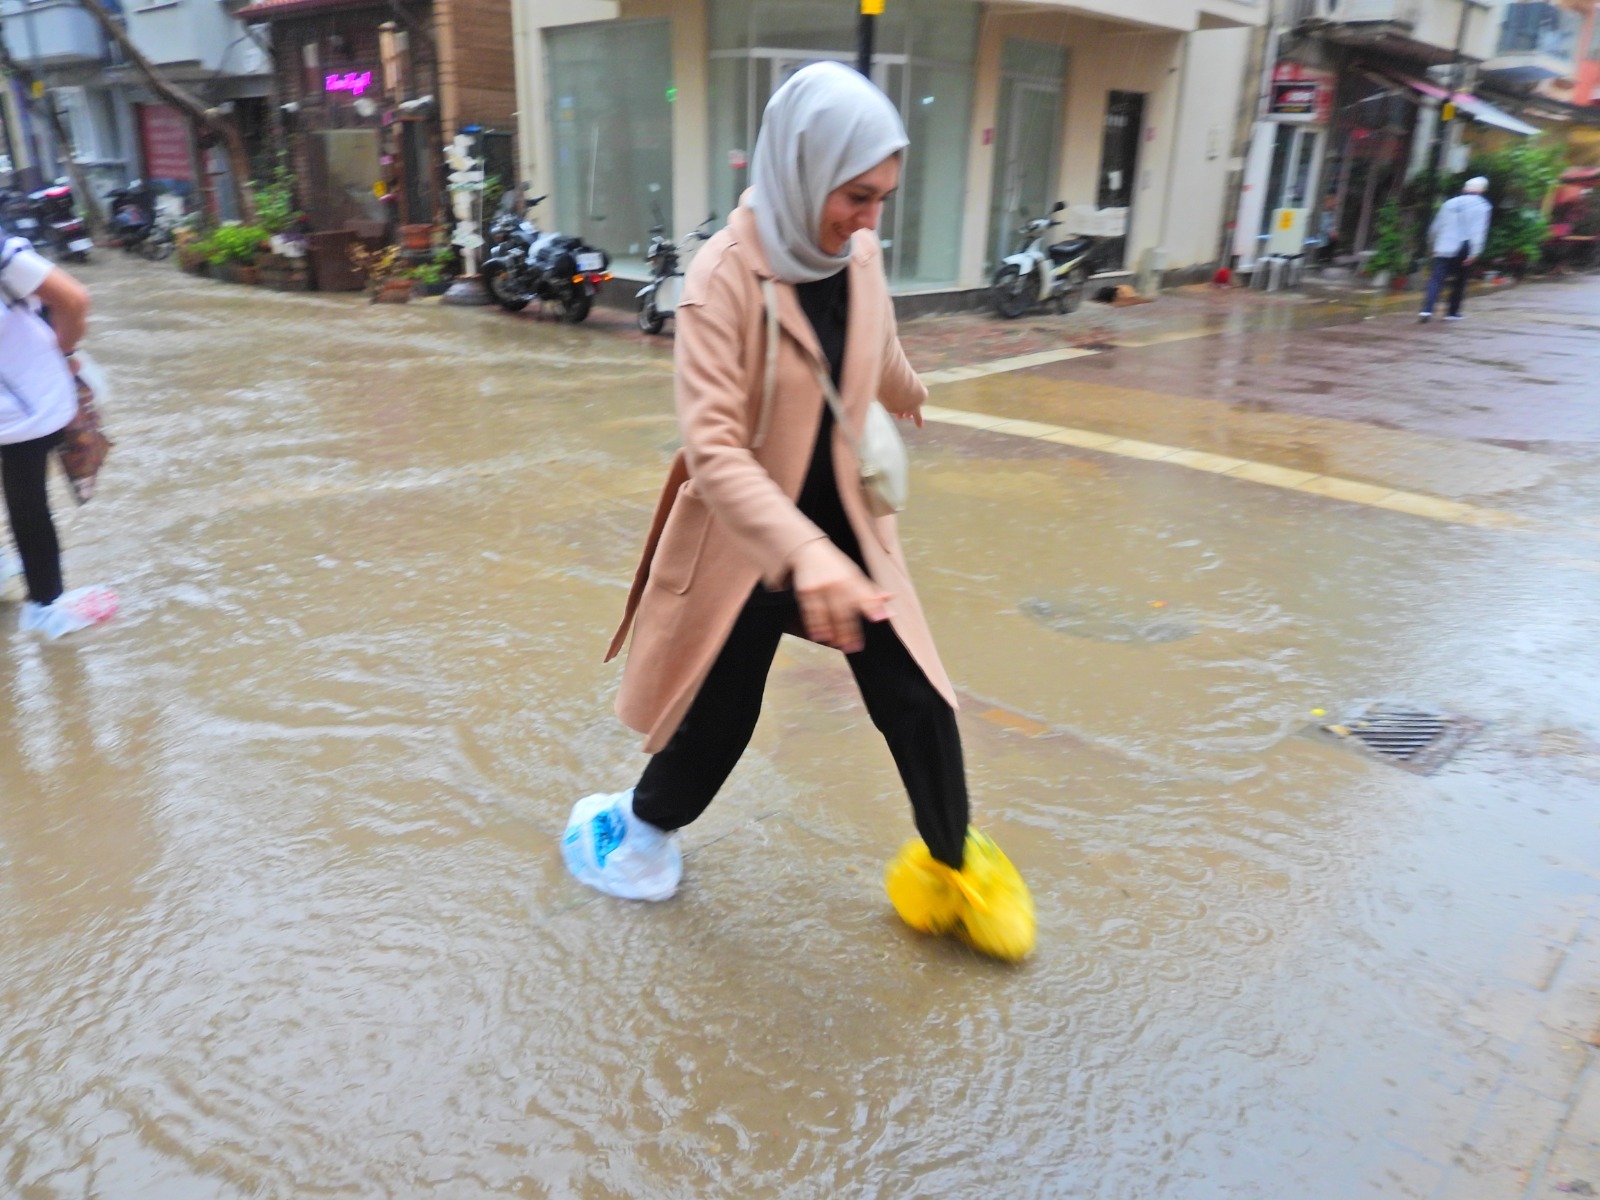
top-left (1103, 437), bottom-right (1180, 461)
top-left (1379, 1075), bottom-right (1488, 1162)
top-left (1375, 492), bottom-right (1482, 523)
top-left (1539, 1132), bottom-right (1600, 1196)
top-left (1160, 448), bottom-right (1251, 473)
top-left (922, 407), bottom-right (1009, 431)
top-left (1295, 476), bottom-right (1398, 506)
top-left (1542, 951), bottom-right (1600, 1046)
top-left (1458, 1082), bottom-right (1568, 1179)
top-left (1225, 461), bottom-right (1321, 488)
top-left (1462, 981), bottom-right (1549, 1044)
top-left (1506, 1024), bottom-right (1593, 1102)
top-left (985, 417), bottom-right (1065, 439)
top-left (1526, 902), bottom-right (1597, 949)
top-left (1567, 1067), bottom-right (1600, 1142)
top-left (1038, 427), bottom-right (1120, 450)
top-left (1431, 1161), bottom-right (1533, 1200)
top-left (1502, 941), bottom-right (1573, 994)
top-left (1364, 1147), bottom-right (1448, 1198)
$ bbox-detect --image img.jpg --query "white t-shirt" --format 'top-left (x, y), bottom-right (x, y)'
top-left (0, 236), bottom-right (77, 444)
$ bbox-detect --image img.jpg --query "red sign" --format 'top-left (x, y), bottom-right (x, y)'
top-left (1270, 63), bottom-right (1333, 124)
top-left (137, 104), bottom-right (193, 182)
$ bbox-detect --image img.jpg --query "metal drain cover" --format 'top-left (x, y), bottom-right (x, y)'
top-left (1320, 704), bottom-right (1478, 774)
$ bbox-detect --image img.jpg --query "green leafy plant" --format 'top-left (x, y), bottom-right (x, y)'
top-left (204, 223), bottom-right (269, 265)
top-left (252, 159), bottom-right (303, 236)
top-left (1366, 195), bottom-right (1412, 277)
top-left (1446, 138), bottom-right (1567, 271)
top-left (405, 261), bottom-right (445, 285)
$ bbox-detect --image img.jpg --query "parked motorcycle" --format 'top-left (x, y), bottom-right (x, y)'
top-left (636, 212), bottom-right (715, 335)
top-left (0, 187), bottom-right (43, 244)
top-left (107, 180), bottom-right (156, 254)
top-left (31, 178), bottom-right (93, 263)
top-left (990, 201), bottom-right (1099, 319)
top-left (480, 194), bottom-right (610, 323)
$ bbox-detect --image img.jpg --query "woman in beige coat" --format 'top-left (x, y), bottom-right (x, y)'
top-left (563, 63), bottom-right (1034, 961)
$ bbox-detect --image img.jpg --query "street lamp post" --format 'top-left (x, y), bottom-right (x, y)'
top-left (857, 0), bottom-right (881, 78)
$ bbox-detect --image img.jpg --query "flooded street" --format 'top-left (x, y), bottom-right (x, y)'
top-left (6, 257), bottom-right (1600, 1198)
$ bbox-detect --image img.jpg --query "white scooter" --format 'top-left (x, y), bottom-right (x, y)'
top-left (636, 211), bottom-right (715, 335)
top-left (990, 201), bottom-right (1101, 320)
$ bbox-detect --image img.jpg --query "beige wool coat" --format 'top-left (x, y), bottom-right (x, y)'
top-left (606, 200), bottom-right (956, 752)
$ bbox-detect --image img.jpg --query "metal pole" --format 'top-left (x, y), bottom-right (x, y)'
top-left (1420, 0), bottom-right (1473, 259)
top-left (857, 0), bottom-right (880, 78)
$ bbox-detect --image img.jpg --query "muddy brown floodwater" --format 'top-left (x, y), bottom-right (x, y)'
top-left (5, 256), bottom-right (1600, 1199)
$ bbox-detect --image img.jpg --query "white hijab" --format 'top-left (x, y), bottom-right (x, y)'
top-left (748, 61), bottom-right (908, 284)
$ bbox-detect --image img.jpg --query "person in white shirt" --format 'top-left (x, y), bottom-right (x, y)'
top-left (1420, 176), bottom-right (1493, 323)
top-left (0, 236), bottom-right (117, 637)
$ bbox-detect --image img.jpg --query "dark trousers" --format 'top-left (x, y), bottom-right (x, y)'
top-left (631, 595), bottom-right (970, 869)
top-left (0, 431), bottom-right (64, 606)
top-left (1423, 242), bottom-right (1471, 317)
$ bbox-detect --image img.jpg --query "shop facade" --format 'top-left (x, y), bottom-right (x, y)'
top-left (512, 0), bottom-right (1259, 295)
top-left (244, 0), bottom-right (514, 240)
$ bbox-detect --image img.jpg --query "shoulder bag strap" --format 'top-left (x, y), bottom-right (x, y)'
top-left (758, 277), bottom-right (864, 463)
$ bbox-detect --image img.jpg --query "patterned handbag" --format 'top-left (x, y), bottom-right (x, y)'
top-left (58, 367), bottom-right (112, 504)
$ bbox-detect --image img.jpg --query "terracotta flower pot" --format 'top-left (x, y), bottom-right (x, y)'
top-left (399, 224), bottom-right (433, 252)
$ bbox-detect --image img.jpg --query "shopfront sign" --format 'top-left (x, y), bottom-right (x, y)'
top-left (137, 104), bottom-right (194, 182)
top-left (325, 70), bottom-right (375, 98)
top-left (1270, 63), bottom-right (1333, 124)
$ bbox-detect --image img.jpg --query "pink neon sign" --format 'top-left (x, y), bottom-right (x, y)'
top-left (324, 71), bottom-right (373, 97)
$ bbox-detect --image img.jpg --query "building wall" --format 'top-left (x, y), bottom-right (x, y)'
top-left (126, 0), bottom-right (270, 77)
top-left (434, 0), bottom-right (518, 134)
top-left (512, 0), bottom-right (1252, 289)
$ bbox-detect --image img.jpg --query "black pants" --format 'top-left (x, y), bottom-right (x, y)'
top-left (631, 595), bottom-right (970, 868)
top-left (1423, 242), bottom-right (1471, 317)
top-left (0, 431), bottom-right (64, 606)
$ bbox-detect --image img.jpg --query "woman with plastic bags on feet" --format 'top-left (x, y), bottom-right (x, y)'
top-left (0, 237), bottom-right (116, 638)
top-left (562, 62), bottom-right (1033, 962)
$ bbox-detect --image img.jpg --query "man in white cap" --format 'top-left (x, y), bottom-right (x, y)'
top-left (1420, 176), bottom-right (1492, 323)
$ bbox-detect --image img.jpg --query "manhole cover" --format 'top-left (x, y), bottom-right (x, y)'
top-left (1319, 704), bottom-right (1479, 774)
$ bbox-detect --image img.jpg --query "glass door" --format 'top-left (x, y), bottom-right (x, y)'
top-left (1097, 90), bottom-right (1145, 268)
top-left (988, 79), bottom-right (1061, 270)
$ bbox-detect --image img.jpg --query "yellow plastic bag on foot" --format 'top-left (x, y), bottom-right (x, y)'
top-left (952, 830), bottom-right (1035, 963)
top-left (885, 838), bottom-right (963, 934)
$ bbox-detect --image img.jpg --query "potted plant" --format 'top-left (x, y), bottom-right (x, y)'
top-left (348, 243), bottom-right (412, 302)
top-left (205, 222), bottom-right (270, 284)
top-left (1365, 196), bottom-right (1411, 290)
top-left (405, 246), bottom-right (458, 296)
top-left (399, 224), bottom-right (435, 252)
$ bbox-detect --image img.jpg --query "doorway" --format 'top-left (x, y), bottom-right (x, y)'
top-left (1097, 90), bottom-right (1144, 268)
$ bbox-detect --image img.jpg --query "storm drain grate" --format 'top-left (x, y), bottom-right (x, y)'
top-left (1320, 704), bottom-right (1478, 774)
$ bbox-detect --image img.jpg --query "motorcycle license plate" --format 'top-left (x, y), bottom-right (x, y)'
top-left (16, 218), bottom-right (37, 229)
top-left (68, 238), bottom-right (94, 253)
top-left (576, 252), bottom-right (604, 272)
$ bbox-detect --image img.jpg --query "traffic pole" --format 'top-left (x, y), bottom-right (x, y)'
top-left (857, 0), bottom-right (881, 78)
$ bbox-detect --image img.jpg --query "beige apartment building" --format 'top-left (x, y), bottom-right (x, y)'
top-left (510, 0), bottom-right (1264, 301)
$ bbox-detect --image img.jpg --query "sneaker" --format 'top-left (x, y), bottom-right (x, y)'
top-left (19, 585), bottom-right (118, 639)
top-left (885, 829), bottom-right (1036, 962)
top-left (561, 789), bottom-right (682, 901)
top-left (1444, 313), bottom-right (1464, 321)
top-left (1417, 311), bottom-right (1432, 323)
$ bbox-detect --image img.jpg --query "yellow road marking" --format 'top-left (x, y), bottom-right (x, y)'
top-left (918, 403), bottom-right (1529, 530)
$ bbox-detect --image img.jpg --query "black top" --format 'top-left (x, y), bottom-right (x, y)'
top-left (748, 267), bottom-right (864, 607)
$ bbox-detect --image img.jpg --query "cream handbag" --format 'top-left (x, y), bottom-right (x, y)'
top-left (759, 279), bottom-right (908, 517)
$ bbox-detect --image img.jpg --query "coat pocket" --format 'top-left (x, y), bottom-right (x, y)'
top-left (648, 481), bottom-right (712, 595)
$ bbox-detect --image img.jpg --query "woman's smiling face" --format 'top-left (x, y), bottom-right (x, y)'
top-left (817, 155), bottom-right (901, 256)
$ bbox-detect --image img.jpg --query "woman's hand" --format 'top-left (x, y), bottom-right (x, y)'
top-left (789, 539), bottom-right (891, 654)
top-left (893, 404), bottom-right (924, 429)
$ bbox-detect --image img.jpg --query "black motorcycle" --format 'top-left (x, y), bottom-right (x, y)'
top-left (480, 195), bottom-right (609, 324)
top-left (31, 179), bottom-right (92, 263)
top-left (107, 180), bottom-right (155, 254)
top-left (0, 188), bottom-right (44, 244)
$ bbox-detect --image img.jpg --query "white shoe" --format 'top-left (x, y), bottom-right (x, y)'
top-left (19, 585), bottom-right (119, 639)
top-left (1444, 313), bottom-right (1464, 321)
top-left (561, 789), bottom-right (682, 901)
top-left (1417, 311), bottom-right (1432, 323)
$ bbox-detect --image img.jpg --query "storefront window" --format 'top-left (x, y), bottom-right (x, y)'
top-left (547, 19), bottom-right (674, 254)
top-left (707, 0), bottom-right (977, 287)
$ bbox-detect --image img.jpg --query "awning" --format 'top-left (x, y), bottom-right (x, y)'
top-left (1366, 70), bottom-right (1542, 137)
